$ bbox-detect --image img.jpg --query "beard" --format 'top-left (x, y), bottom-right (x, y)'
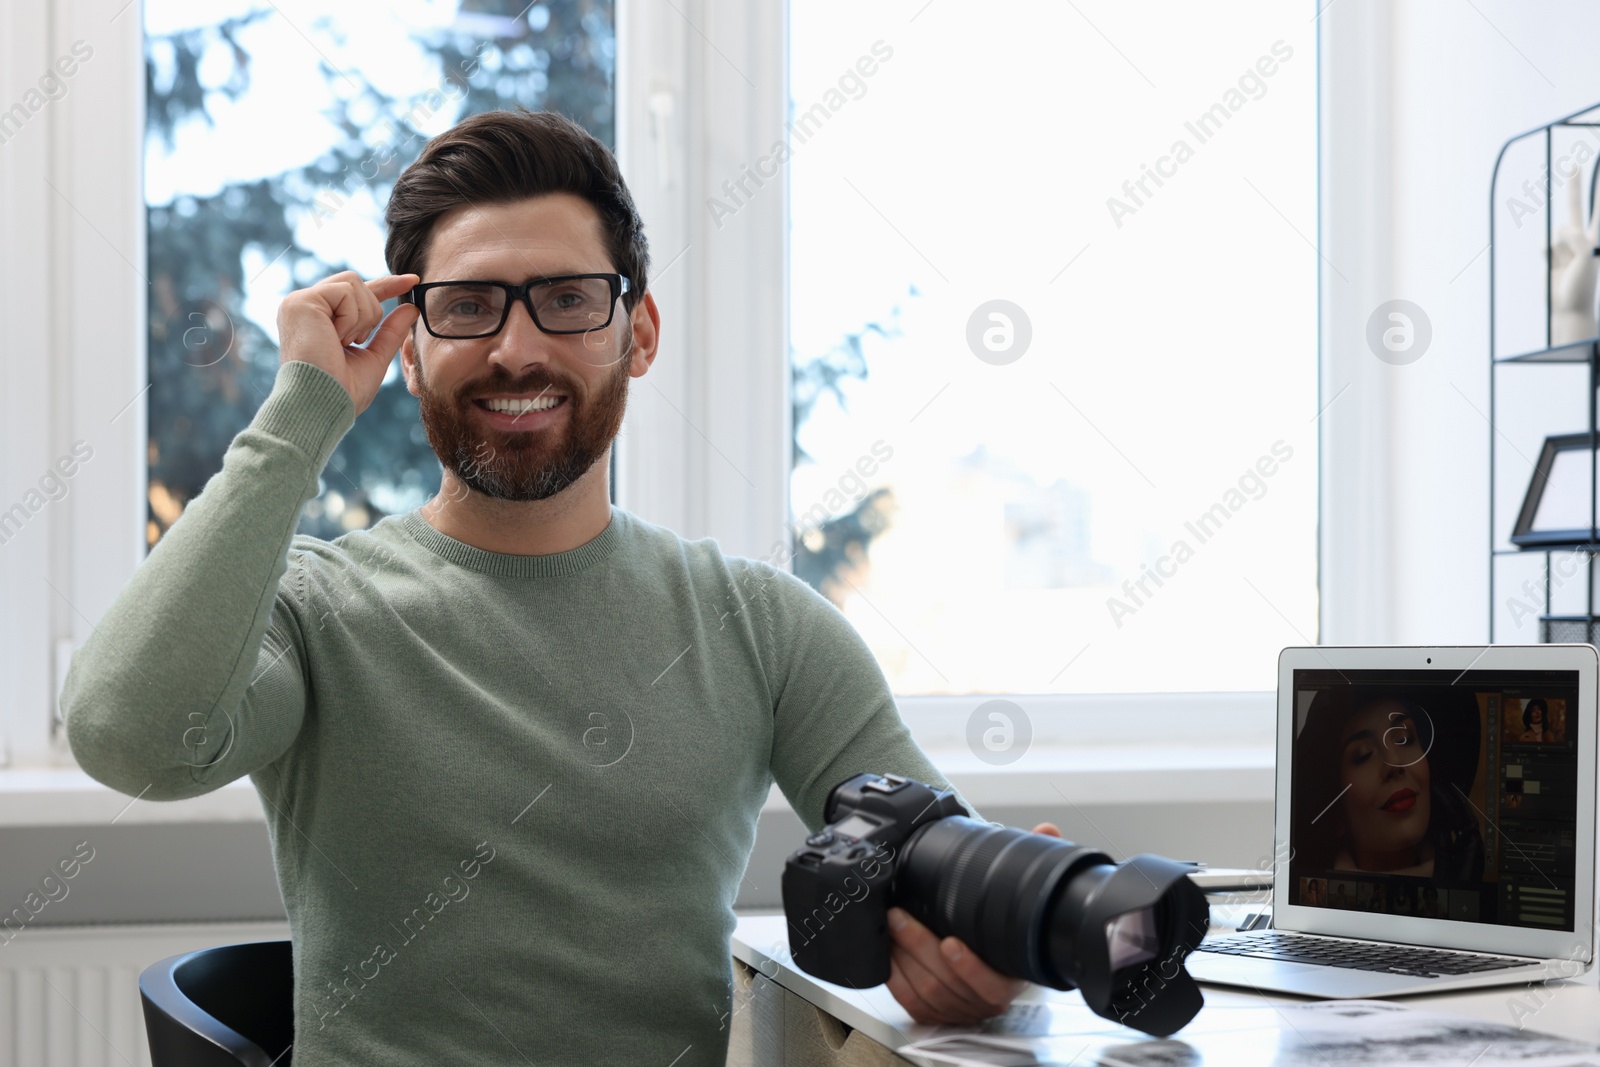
top-left (414, 335), bottom-right (632, 503)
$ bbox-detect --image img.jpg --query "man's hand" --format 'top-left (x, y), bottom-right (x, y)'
top-left (885, 822), bottom-right (1062, 1025)
top-left (276, 271), bottom-right (421, 417)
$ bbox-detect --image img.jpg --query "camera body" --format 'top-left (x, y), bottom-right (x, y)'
top-left (782, 773), bottom-right (964, 988)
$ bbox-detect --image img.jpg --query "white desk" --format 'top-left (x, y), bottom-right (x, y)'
top-left (728, 913), bottom-right (1600, 1066)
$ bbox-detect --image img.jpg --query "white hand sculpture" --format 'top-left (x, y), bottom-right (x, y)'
top-left (1549, 168), bottom-right (1600, 346)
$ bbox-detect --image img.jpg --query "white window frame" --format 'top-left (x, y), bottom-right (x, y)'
top-left (3, 0), bottom-right (1375, 769)
top-left (2, 0), bottom-right (146, 768)
top-left (1316, 0), bottom-right (1397, 647)
top-left (613, 0), bottom-right (791, 563)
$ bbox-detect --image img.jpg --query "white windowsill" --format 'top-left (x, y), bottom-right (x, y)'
top-left (0, 741), bottom-right (1275, 828)
top-left (0, 693), bottom-right (1275, 826)
top-left (0, 769), bottom-right (265, 827)
top-left (760, 742), bottom-right (1275, 813)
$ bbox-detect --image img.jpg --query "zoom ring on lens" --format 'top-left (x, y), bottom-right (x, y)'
top-left (940, 826), bottom-right (1015, 932)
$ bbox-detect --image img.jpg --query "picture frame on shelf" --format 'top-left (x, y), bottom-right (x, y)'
top-left (1513, 432), bottom-right (1600, 547)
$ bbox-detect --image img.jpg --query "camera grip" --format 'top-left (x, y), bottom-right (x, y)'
top-left (782, 850), bottom-right (894, 989)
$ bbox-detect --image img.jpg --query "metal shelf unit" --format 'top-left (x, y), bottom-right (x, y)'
top-left (1489, 104), bottom-right (1600, 646)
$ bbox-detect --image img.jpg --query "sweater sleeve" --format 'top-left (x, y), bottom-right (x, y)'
top-left (753, 562), bottom-right (982, 831)
top-left (62, 360), bottom-right (356, 800)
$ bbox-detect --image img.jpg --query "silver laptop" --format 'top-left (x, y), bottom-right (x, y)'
top-left (1190, 644), bottom-right (1598, 997)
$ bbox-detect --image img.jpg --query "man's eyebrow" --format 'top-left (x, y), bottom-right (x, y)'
top-left (525, 270), bottom-right (604, 283)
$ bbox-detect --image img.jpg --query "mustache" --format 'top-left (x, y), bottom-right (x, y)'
top-left (455, 372), bottom-right (574, 401)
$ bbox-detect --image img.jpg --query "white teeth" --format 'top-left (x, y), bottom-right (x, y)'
top-left (482, 396), bottom-right (560, 414)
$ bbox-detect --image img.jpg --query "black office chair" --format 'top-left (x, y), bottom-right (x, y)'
top-left (139, 940), bottom-right (295, 1066)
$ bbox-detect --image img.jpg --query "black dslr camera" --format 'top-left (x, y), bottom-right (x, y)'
top-left (781, 773), bottom-right (1209, 1037)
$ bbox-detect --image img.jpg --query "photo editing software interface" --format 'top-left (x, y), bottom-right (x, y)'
top-left (1288, 669), bottom-right (1580, 932)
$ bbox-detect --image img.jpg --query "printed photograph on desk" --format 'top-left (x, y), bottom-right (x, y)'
top-left (901, 1002), bottom-right (1287, 1067)
top-left (905, 1001), bottom-right (1600, 1066)
top-left (1087, 1001), bottom-right (1600, 1067)
top-left (1285, 669), bottom-right (1581, 932)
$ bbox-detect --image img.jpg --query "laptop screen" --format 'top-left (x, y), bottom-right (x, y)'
top-left (1288, 668), bottom-right (1581, 932)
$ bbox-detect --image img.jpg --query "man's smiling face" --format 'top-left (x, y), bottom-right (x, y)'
top-left (401, 192), bottom-right (644, 502)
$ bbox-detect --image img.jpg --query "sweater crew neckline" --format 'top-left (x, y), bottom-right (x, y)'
top-left (397, 507), bottom-right (623, 579)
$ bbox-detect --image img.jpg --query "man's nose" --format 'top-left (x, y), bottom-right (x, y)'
top-left (488, 297), bottom-right (558, 371)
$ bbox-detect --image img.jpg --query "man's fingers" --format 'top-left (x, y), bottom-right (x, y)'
top-left (883, 953), bottom-right (966, 1023)
top-left (363, 303), bottom-right (421, 360)
top-left (274, 271), bottom-right (425, 415)
top-left (326, 272), bottom-right (413, 347)
top-left (886, 909), bottom-right (977, 1013)
top-left (888, 907), bottom-right (943, 956)
top-left (888, 909), bottom-right (1020, 1020)
top-left (886, 955), bottom-right (952, 1025)
top-left (350, 274), bottom-right (420, 352)
top-left (350, 281), bottom-right (388, 345)
top-left (365, 273), bottom-right (419, 303)
top-left (887, 908), bottom-right (999, 1019)
top-left (326, 279), bottom-right (378, 347)
top-left (937, 937), bottom-right (1026, 1009)
top-left (892, 945), bottom-right (994, 1022)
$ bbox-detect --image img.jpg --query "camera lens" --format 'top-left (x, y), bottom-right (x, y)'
top-left (1104, 905), bottom-right (1160, 971)
top-left (894, 816), bottom-right (1207, 1037)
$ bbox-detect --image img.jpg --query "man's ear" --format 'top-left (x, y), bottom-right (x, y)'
top-left (401, 326), bottom-right (420, 397)
top-left (627, 290), bottom-right (661, 378)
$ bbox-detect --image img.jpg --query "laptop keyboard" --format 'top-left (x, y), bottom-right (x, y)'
top-left (1197, 931), bottom-right (1537, 977)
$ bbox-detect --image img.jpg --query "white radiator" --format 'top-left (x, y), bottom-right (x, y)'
top-left (0, 921), bottom-right (289, 1067)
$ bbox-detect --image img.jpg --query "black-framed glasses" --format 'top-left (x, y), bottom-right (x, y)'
top-left (400, 273), bottom-right (631, 339)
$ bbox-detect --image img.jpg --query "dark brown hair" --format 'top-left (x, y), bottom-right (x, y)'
top-left (384, 108), bottom-right (648, 309)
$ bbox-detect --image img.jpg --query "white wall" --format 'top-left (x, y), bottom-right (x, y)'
top-left (1324, 0), bottom-right (1600, 645)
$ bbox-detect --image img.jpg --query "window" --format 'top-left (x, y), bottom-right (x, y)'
top-left (143, 0), bottom-right (615, 547)
top-left (10, 0), bottom-right (1325, 764)
top-left (787, 1), bottom-right (1318, 695)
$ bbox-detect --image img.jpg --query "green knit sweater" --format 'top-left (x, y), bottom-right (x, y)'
top-left (62, 359), bottom-right (971, 1065)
